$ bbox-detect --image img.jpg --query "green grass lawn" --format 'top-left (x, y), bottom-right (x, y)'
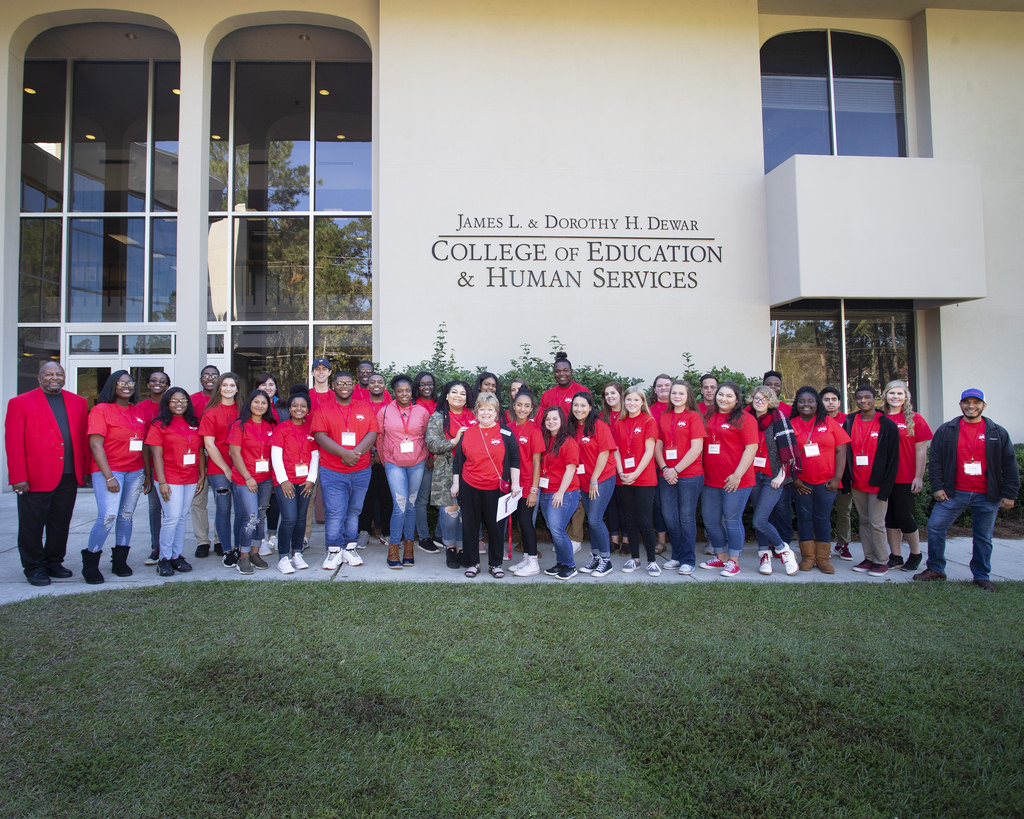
top-left (1, 582), bottom-right (1022, 818)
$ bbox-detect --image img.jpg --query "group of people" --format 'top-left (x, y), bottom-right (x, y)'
top-left (5, 355), bottom-right (1018, 591)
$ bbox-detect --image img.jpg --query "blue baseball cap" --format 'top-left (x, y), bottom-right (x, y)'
top-left (311, 357), bottom-right (331, 370)
top-left (960, 388), bottom-right (985, 401)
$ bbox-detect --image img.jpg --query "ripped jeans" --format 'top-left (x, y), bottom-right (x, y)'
top-left (232, 479), bottom-right (273, 553)
top-left (87, 469), bottom-right (145, 552)
top-left (438, 501), bottom-right (463, 549)
top-left (383, 461), bottom-right (426, 545)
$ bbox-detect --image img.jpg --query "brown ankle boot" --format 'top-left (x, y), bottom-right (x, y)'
top-left (815, 541), bottom-right (834, 574)
top-left (402, 540), bottom-right (415, 567)
top-left (387, 542), bottom-right (402, 569)
top-left (798, 540), bottom-right (816, 571)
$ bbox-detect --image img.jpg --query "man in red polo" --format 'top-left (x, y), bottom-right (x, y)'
top-left (5, 361), bottom-right (89, 585)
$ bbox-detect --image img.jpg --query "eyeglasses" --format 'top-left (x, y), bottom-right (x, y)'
top-left (117, 380), bottom-right (136, 388)
top-left (752, 395), bottom-right (769, 402)
top-left (335, 380), bottom-right (354, 386)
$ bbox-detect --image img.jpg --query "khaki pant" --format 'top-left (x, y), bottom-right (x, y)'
top-left (191, 481), bottom-right (211, 545)
top-left (852, 489), bottom-right (888, 564)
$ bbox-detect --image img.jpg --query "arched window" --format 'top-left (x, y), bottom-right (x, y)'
top-left (761, 31), bottom-right (906, 173)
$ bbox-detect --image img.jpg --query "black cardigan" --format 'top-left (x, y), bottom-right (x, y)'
top-left (842, 411), bottom-right (899, 501)
top-left (452, 425), bottom-right (520, 487)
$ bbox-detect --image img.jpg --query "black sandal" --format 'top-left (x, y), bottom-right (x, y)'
top-left (488, 565), bottom-right (505, 578)
top-left (464, 565), bottom-right (480, 578)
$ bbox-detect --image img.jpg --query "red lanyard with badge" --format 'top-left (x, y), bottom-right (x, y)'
top-left (123, 405), bottom-right (145, 452)
top-left (247, 421), bottom-right (271, 475)
top-left (960, 419), bottom-right (984, 476)
top-left (179, 418), bottom-right (199, 466)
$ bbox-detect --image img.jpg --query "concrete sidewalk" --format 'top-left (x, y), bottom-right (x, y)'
top-left (1, 488), bottom-right (1021, 605)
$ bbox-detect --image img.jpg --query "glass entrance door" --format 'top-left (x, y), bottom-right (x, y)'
top-left (68, 356), bottom-right (174, 408)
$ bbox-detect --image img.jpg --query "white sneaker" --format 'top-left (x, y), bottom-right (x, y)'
top-left (508, 556), bottom-right (529, 573)
top-left (759, 551), bottom-right (773, 575)
top-left (663, 559), bottom-right (681, 570)
top-left (621, 559), bottom-right (639, 573)
top-left (778, 548), bottom-right (799, 576)
top-left (291, 552), bottom-right (309, 570)
top-left (647, 561), bottom-right (661, 577)
top-left (277, 556), bottom-right (295, 574)
top-left (322, 548), bottom-right (344, 570)
top-left (570, 540), bottom-right (581, 554)
top-left (258, 539), bottom-right (275, 556)
top-left (512, 555), bottom-right (541, 577)
top-left (343, 545), bottom-right (364, 566)
top-left (678, 563), bottom-right (695, 575)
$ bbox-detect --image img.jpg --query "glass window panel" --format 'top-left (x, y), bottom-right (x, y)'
top-left (71, 62), bottom-right (149, 212)
top-left (129, 366), bottom-right (172, 403)
top-left (124, 334), bottom-right (173, 355)
top-left (232, 324), bottom-right (308, 397)
top-left (761, 32), bottom-right (831, 173)
top-left (21, 61), bottom-right (66, 213)
top-left (19, 218), bottom-right (62, 322)
top-left (233, 216), bottom-right (309, 321)
top-left (18, 327), bottom-right (60, 395)
top-left (208, 334), bottom-right (225, 355)
top-left (74, 366), bottom-right (112, 409)
top-left (771, 312), bottom-right (843, 402)
top-left (151, 218), bottom-right (177, 321)
top-left (313, 324), bottom-right (372, 377)
top-left (152, 62), bottom-right (180, 211)
top-left (832, 33), bottom-right (906, 159)
top-left (68, 217), bottom-right (145, 322)
top-left (233, 63), bottom-right (310, 212)
top-left (209, 62), bottom-right (230, 211)
top-left (314, 216), bottom-right (371, 320)
top-left (207, 216), bottom-right (230, 321)
top-left (70, 334), bottom-right (119, 354)
top-left (845, 309), bottom-right (914, 402)
top-left (315, 63), bottom-right (371, 211)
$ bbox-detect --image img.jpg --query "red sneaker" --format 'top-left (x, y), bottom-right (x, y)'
top-left (834, 542), bottom-right (853, 561)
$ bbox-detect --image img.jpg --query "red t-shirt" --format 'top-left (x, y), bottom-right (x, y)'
top-left (459, 424), bottom-right (509, 491)
top-left (886, 411), bottom-right (934, 484)
top-left (612, 413), bottom-right (658, 487)
top-left (355, 386), bottom-right (392, 405)
top-left (145, 416), bottom-right (202, 485)
top-left (850, 413), bottom-right (882, 493)
top-left (226, 419), bottom-right (277, 486)
top-left (650, 400), bottom-right (669, 427)
top-left (697, 401), bottom-right (711, 415)
top-left (702, 412), bottom-right (757, 490)
top-left (778, 401), bottom-right (792, 416)
top-left (198, 402), bottom-right (239, 476)
top-left (511, 420), bottom-right (545, 491)
top-left (753, 418), bottom-right (775, 477)
top-left (954, 419), bottom-right (988, 493)
top-left (541, 436), bottom-right (581, 493)
top-left (88, 403), bottom-right (146, 473)
top-left (658, 409), bottom-right (705, 478)
top-left (575, 419), bottom-right (617, 485)
top-left (791, 415), bottom-right (851, 486)
top-left (191, 391), bottom-right (211, 417)
top-left (308, 388), bottom-right (334, 413)
top-left (446, 408), bottom-right (477, 439)
top-left (310, 398), bottom-right (379, 473)
top-left (539, 382), bottom-right (590, 414)
top-left (271, 421), bottom-right (319, 485)
top-left (416, 398), bottom-right (437, 416)
top-left (137, 398), bottom-right (161, 431)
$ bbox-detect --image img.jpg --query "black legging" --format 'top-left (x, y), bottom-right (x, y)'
top-left (459, 481), bottom-right (504, 568)
top-left (515, 496), bottom-right (538, 556)
top-left (616, 484), bottom-right (657, 561)
top-left (884, 482), bottom-right (919, 533)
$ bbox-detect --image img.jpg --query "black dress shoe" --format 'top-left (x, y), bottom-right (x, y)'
top-left (46, 565), bottom-right (73, 579)
top-left (27, 571), bottom-right (51, 587)
top-left (194, 543), bottom-right (210, 558)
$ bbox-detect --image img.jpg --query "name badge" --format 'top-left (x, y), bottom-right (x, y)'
top-left (804, 443), bottom-right (820, 457)
top-left (624, 457), bottom-right (636, 469)
top-left (255, 459), bottom-right (270, 473)
top-left (129, 438), bottom-right (143, 452)
top-left (400, 440), bottom-right (414, 454)
top-left (539, 477), bottom-right (550, 489)
top-left (294, 464), bottom-right (309, 477)
top-left (855, 455), bottom-right (869, 466)
top-left (964, 461), bottom-right (983, 476)
top-left (665, 448), bottom-right (678, 461)
top-left (753, 457), bottom-right (767, 468)
top-left (183, 453), bottom-right (196, 466)
top-left (341, 431), bottom-right (357, 447)
top-left (576, 464), bottom-right (585, 474)
top-left (707, 444), bottom-right (721, 455)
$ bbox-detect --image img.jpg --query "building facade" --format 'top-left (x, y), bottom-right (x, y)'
top-left (3, 1), bottom-right (1023, 485)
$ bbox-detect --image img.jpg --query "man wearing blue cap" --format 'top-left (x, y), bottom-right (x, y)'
top-left (914, 388), bottom-right (1018, 591)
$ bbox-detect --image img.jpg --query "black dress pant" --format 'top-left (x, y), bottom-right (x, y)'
top-left (17, 474), bottom-right (78, 576)
top-left (460, 481), bottom-right (504, 568)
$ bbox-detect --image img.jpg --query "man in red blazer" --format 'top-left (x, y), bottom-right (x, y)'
top-left (5, 361), bottom-right (89, 585)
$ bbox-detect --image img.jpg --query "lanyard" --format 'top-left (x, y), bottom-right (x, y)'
top-left (175, 417), bottom-right (198, 453)
top-left (960, 419), bottom-right (984, 462)
top-left (853, 414), bottom-right (878, 456)
top-left (120, 405), bottom-right (144, 439)
top-left (245, 420), bottom-right (271, 460)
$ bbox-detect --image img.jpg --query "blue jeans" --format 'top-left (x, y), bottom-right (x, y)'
top-left (88, 470), bottom-right (145, 552)
top-left (793, 482), bottom-right (837, 542)
top-left (660, 474), bottom-right (704, 566)
top-left (749, 472), bottom-right (785, 551)
top-left (701, 484), bottom-right (753, 558)
top-left (581, 476), bottom-right (616, 558)
top-left (415, 463), bottom-right (434, 540)
top-left (320, 466), bottom-right (372, 548)
top-left (539, 490), bottom-right (580, 568)
top-left (232, 479), bottom-right (272, 553)
top-left (769, 484), bottom-right (794, 545)
top-left (158, 483), bottom-right (197, 560)
top-left (274, 484), bottom-right (312, 556)
top-left (384, 461), bottom-right (426, 545)
top-left (439, 501), bottom-right (463, 548)
top-left (207, 473), bottom-right (234, 551)
top-left (925, 490), bottom-right (1001, 580)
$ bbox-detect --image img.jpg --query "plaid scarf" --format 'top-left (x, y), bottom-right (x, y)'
top-left (750, 407), bottom-right (801, 478)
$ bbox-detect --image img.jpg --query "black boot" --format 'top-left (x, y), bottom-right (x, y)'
top-left (111, 545), bottom-right (133, 577)
top-left (81, 549), bottom-right (104, 585)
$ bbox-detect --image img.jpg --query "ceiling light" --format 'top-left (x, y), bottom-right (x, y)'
top-left (24, 87), bottom-right (36, 95)
top-left (211, 134), bottom-right (221, 140)
top-left (336, 134), bottom-right (346, 140)
top-left (172, 88), bottom-right (180, 95)
top-left (125, 32), bottom-right (138, 41)
top-left (319, 89), bottom-right (330, 96)
top-left (85, 134), bottom-right (96, 140)
top-left (299, 34), bottom-right (311, 41)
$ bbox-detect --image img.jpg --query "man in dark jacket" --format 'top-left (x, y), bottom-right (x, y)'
top-left (914, 388), bottom-right (1019, 592)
